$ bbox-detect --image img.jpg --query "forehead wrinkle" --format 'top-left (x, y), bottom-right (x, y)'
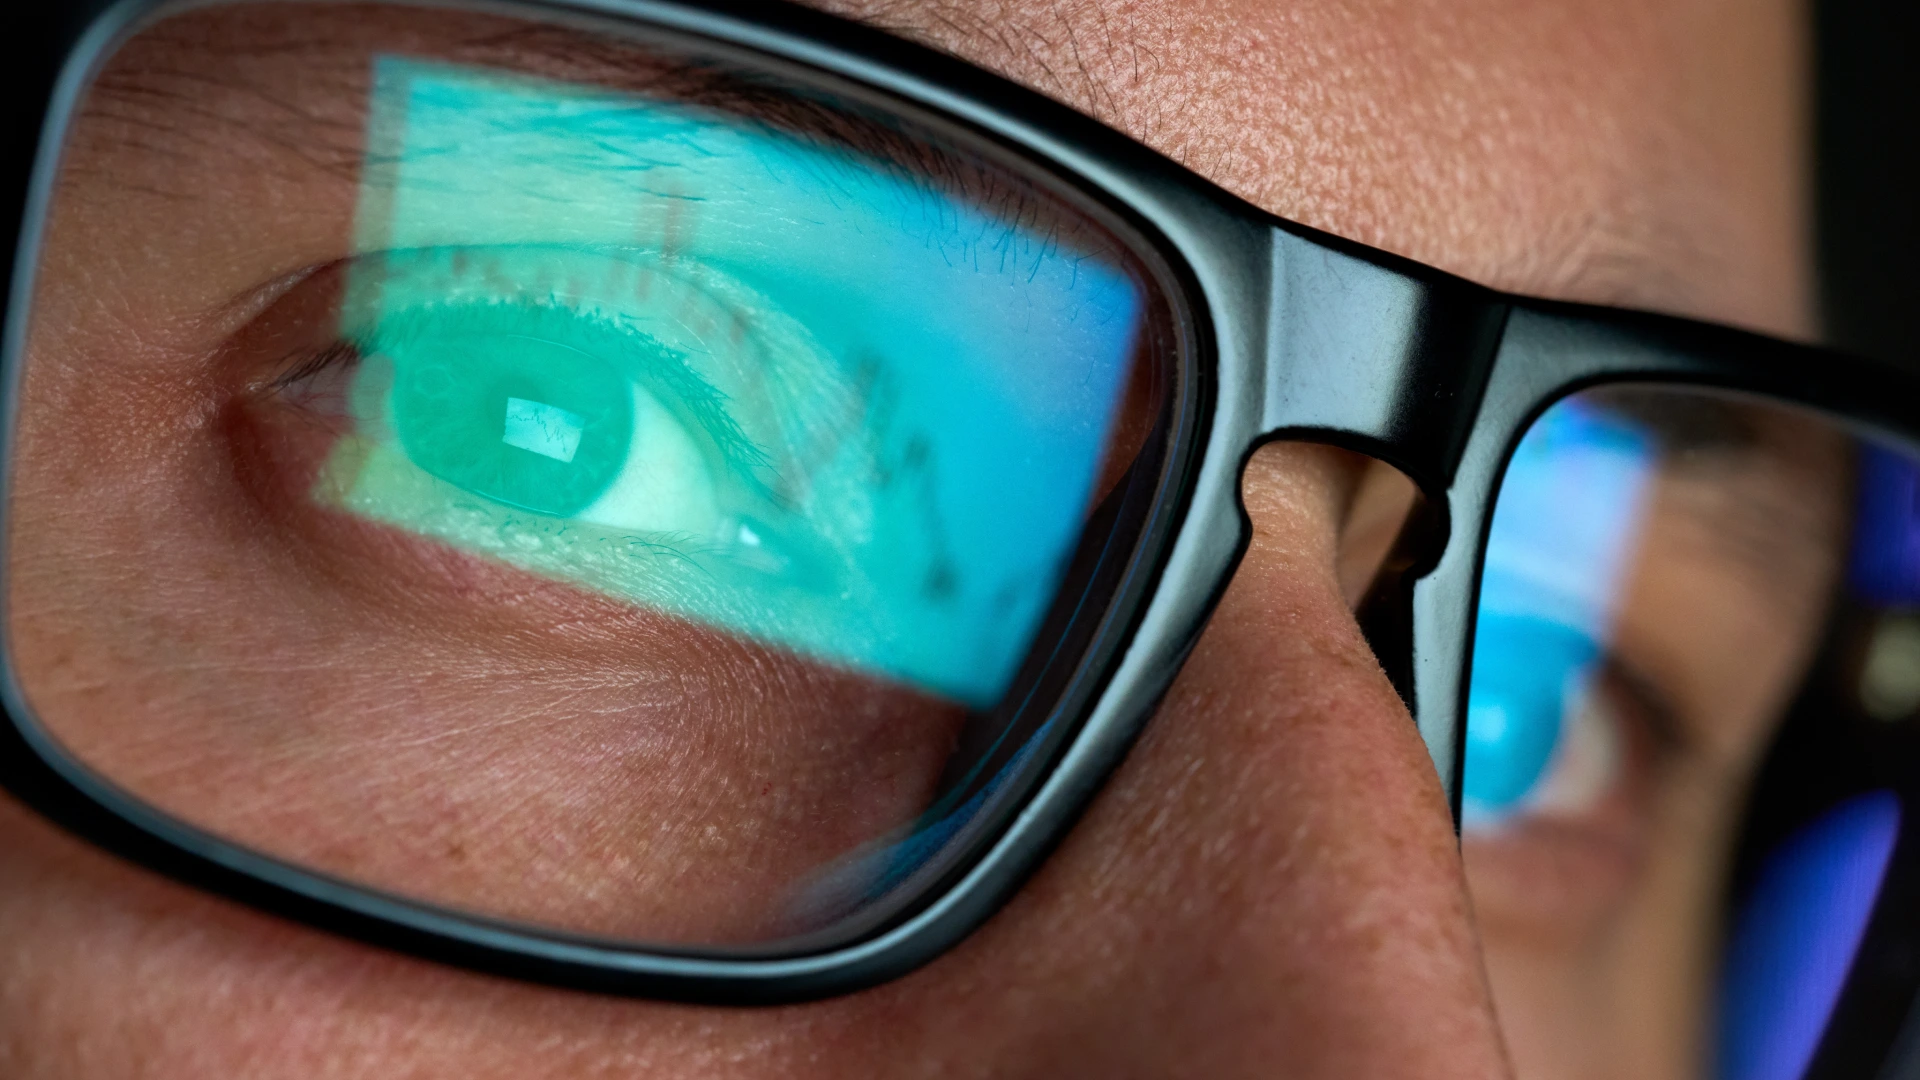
top-left (815, 0), bottom-right (1809, 334)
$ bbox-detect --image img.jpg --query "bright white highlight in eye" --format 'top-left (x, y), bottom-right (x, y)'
top-left (503, 397), bottom-right (584, 463)
top-left (577, 382), bottom-right (721, 534)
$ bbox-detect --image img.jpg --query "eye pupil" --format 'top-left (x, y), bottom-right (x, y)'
top-left (387, 332), bottom-right (633, 517)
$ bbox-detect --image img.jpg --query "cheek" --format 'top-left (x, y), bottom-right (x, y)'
top-left (7, 334), bottom-right (967, 945)
top-left (0, 794), bottom-right (883, 1080)
top-left (0, 440), bottom-right (1512, 1080)
top-left (12, 573), bottom-right (965, 945)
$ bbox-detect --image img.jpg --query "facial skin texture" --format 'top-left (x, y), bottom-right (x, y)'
top-left (0, 2), bottom-right (1809, 1080)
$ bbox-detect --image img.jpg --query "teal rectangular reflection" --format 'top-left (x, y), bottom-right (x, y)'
top-left (324, 58), bottom-right (1145, 707)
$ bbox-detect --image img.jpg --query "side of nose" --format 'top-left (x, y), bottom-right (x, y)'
top-left (855, 442), bottom-right (1514, 1079)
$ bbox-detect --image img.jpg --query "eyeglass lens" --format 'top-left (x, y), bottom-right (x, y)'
top-left (4, 0), bottom-right (1178, 949)
top-left (1464, 384), bottom-right (1920, 1080)
top-left (12, 0), bottom-right (1907, 1063)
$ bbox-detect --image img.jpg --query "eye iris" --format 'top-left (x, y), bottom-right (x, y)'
top-left (388, 333), bottom-right (634, 518)
top-left (1463, 613), bottom-right (1602, 816)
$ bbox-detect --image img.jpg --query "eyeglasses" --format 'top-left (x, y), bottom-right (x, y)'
top-left (5, 0), bottom-right (1918, 1073)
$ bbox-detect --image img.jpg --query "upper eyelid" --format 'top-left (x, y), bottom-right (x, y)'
top-left (417, 25), bottom-right (1086, 245)
top-left (1597, 649), bottom-right (1692, 759)
top-left (1584, 397), bottom-right (1851, 590)
top-left (270, 267), bottom-right (772, 484)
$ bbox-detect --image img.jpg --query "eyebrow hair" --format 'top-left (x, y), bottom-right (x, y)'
top-left (1584, 385), bottom-right (1769, 455)
top-left (1587, 386), bottom-right (1854, 596)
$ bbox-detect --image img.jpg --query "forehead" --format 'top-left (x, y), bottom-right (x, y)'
top-left (813, 0), bottom-right (1810, 335)
top-left (63, 0), bottom-right (1806, 340)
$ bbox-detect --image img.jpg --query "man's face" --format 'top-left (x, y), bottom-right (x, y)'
top-left (0, 1), bottom-right (1815, 1078)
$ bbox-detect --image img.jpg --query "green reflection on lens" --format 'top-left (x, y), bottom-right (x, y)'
top-left (390, 332), bottom-right (634, 518)
top-left (328, 57), bottom-right (1146, 708)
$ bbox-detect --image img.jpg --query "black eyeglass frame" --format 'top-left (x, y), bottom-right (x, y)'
top-left (5, 0), bottom-right (1920, 1034)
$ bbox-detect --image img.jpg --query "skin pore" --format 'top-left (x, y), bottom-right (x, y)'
top-left (0, 1), bottom-right (1810, 1079)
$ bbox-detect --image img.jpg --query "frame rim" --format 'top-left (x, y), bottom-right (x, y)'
top-left (0, 0), bottom-right (1261, 1003)
top-left (6, 0), bottom-right (1920, 1020)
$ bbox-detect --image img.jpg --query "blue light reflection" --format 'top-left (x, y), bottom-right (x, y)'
top-left (1463, 399), bottom-right (1655, 824)
top-left (326, 59), bottom-right (1146, 706)
top-left (1717, 791), bottom-right (1901, 1080)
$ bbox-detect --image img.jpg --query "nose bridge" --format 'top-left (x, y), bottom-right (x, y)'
top-left (1258, 226), bottom-right (1509, 512)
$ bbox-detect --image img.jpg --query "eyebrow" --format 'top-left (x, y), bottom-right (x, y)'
top-left (1588, 388), bottom-right (1853, 596)
top-left (1586, 385), bottom-right (1769, 455)
top-left (70, 5), bottom-right (1113, 259)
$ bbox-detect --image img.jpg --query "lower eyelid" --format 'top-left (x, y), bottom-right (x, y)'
top-left (1461, 665), bottom-right (1672, 929)
top-left (1460, 684), bottom-right (1657, 924)
top-left (1462, 804), bottom-right (1651, 933)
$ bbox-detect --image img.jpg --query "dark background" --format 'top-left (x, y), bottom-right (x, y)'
top-left (1728, 10), bottom-right (1920, 1073)
top-left (1818, 0), bottom-right (1918, 361)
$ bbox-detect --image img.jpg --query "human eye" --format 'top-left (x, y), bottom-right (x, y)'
top-left (356, 300), bottom-right (737, 533)
top-left (7, 10), bottom-right (1177, 951)
top-left (1462, 400), bottom-right (1660, 832)
top-left (1458, 396), bottom-right (1686, 941)
top-left (276, 245), bottom-right (837, 607)
top-left (1462, 385), bottom-right (1888, 1080)
top-left (1461, 612), bottom-right (1635, 830)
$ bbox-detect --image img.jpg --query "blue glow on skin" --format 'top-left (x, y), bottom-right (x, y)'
top-left (1462, 400), bottom-right (1655, 825)
top-left (324, 58), bottom-right (1143, 707)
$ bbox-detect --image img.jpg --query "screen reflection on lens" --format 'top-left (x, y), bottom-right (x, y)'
top-left (7, 1), bottom-right (1176, 950)
top-left (334, 57), bottom-right (1146, 707)
top-left (1462, 384), bottom-right (1908, 1080)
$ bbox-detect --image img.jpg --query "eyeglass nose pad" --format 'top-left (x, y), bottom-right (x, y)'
top-left (1349, 476), bottom-right (1440, 714)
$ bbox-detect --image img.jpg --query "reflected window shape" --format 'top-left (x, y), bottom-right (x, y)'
top-left (502, 397), bottom-right (586, 463)
top-left (1463, 400), bottom-right (1655, 825)
top-left (327, 58), bottom-right (1149, 707)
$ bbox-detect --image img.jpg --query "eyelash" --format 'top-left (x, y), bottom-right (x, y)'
top-left (1603, 650), bottom-right (1688, 760)
top-left (1461, 636), bottom-right (1678, 833)
top-left (274, 298), bottom-right (772, 496)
